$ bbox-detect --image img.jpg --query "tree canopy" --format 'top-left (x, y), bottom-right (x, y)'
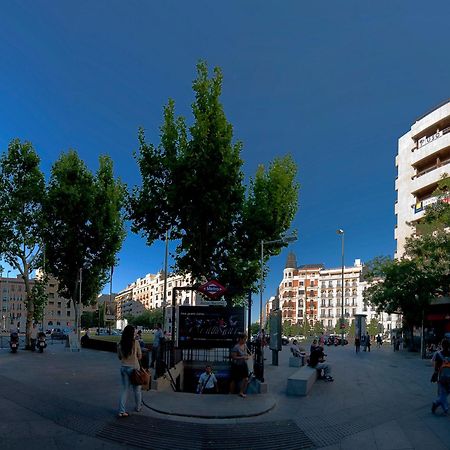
top-left (0, 139), bottom-right (47, 343)
top-left (44, 151), bottom-right (126, 337)
top-left (129, 61), bottom-right (299, 301)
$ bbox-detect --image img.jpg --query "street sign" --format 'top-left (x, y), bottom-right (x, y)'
top-left (197, 280), bottom-right (227, 299)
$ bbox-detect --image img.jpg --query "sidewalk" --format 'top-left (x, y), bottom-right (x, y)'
top-left (0, 341), bottom-right (449, 449)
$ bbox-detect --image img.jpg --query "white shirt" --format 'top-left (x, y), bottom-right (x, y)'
top-left (198, 371), bottom-right (217, 390)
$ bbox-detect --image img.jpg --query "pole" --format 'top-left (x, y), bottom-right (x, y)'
top-left (259, 240), bottom-right (264, 333)
top-left (247, 290), bottom-right (252, 339)
top-left (7, 270), bottom-right (11, 329)
top-left (162, 229), bottom-right (169, 331)
top-left (78, 268), bottom-right (82, 342)
top-left (108, 266), bottom-right (113, 332)
top-left (341, 232), bottom-right (345, 346)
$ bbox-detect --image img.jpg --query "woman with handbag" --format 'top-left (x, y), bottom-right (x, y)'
top-left (117, 325), bottom-right (142, 418)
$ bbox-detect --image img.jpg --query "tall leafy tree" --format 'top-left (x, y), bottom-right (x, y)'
top-left (44, 151), bottom-right (125, 339)
top-left (0, 139), bottom-right (46, 345)
top-left (129, 61), bottom-right (299, 302)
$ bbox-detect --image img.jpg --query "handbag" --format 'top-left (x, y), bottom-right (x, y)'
top-left (130, 363), bottom-right (150, 386)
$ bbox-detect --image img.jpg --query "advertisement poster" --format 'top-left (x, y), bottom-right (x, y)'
top-left (178, 306), bottom-right (245, 348)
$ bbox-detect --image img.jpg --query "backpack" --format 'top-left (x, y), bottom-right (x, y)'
top-left (438, 352), bottom-right (450, 385)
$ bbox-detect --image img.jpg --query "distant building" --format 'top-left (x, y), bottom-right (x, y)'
top-left (278, 253), bottom-right (401, 334)
top-left (395, 99), bottom-right (450, 257)
top-left (115, 271), bottom-right (199, 319)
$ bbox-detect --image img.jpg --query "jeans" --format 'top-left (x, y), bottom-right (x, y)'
top-left (315, 362), bottom-right (331, 376)
top-left (435, 382), bottom-right (449, 412)
top-left (119, 366), bottom-right (142, 414)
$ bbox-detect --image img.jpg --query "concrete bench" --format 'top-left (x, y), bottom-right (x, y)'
top-left (286, 366), bottom-right (318, 396)
top-left (289, 355), bottom-right (305, 367)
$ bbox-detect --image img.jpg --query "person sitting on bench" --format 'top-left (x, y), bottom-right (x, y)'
top-left (308, 346), bottom-right (333, 382)
top-left (291, 340), bottom-right (305, 357)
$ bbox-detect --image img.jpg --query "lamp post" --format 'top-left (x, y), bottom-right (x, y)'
top-left (336, 229), bottom-right (345, 346)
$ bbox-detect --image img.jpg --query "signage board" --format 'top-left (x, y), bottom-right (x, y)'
top-left (177, 306), bottom-right (244, 348)
top-left (197, 280), bottom-right (227, 299)
top-left (269, 310), bottom-right (282, 351)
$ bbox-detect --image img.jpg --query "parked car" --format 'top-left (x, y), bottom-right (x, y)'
top-left (50, 328), bottom-right (68, 340)
top-left (281, 335), bottom-right (289, 345)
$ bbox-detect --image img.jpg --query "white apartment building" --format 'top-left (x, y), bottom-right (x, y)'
top-left (395, 99), bottom-right (450, 257)
top-left (278, 253), bottom-right (400, 333)
top-left (115, 271), bottom-right (198, 319)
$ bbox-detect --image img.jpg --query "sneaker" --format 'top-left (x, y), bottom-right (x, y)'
top-left (135, 406), bottom-right (142, 412)
top-left (325, 376), bottom-right (334, 382)
top-left (431, 402), bottom-right (438, 414)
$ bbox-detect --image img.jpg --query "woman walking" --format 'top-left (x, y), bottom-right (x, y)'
top-left (117, 325), bottom-right (142, 417)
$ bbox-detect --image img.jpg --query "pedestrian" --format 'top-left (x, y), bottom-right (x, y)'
top-left (117, 325), bottom-right (142, 418)
top-left (392, 336), bottom-right (397, 351)
top-left (366, 332), bottom-right (371, 352)
top-left (150, 323), bottom-right (164, 369)
top-left (431, 339), bottom-right (450, 416)
top-left (310, 339), bottom-right (320, 353)
top-left (30, 323), bottom-right (38, 351)
top-left (197, 364), bottom-right (219, 394)
top-left (308, 345), bottom-right (333, 381)
top-left (319, 332), bottom-right (325, 347)
top-left (376, 334), bottom-right (382, 349)
top-left (355, 336), bottom-right (360, 353)
top-left (230, 333), bottom-right (252, 398)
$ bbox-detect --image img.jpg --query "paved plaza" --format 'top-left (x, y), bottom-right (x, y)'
top-left (0, 340), bottom-right (449, 450)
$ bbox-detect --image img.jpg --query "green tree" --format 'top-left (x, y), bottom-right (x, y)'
top-left (313, 321), bottom-right (324, 335)
top-left (347, 320), bottom-right (355, 338)
top-left (129, 309), bottom-right (163, 329)
top-left (415, 174), bottom-right (450, 234)
top-left (364, 257), bottom-right (437, 348)
top-left (300, 321), bottom-right (311, 336)
top-left (250, 322), bottom-right (260, 336)
top-left (44, 151), bottom-right (125, 339)
top-left (334, 319), bottom-right (349, 334)
top-left (282, 321), bottom-right (293, 336)
top-left (129, 61), bottom-right (299, 302)
top-left (81, 311), bottom-right (97, 329)
top-left (367, 318), bottom-right (380, 336)
top-left (0, 139), bottom-right (46, 345)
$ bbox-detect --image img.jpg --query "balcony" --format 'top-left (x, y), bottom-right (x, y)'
top-left (411, 129), bottom-right (450, 164)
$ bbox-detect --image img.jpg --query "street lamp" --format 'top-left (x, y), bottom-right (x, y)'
top-left (260, 234), bottom-right (297, 332)
top-left (336, 229), bottom-right (345, 346)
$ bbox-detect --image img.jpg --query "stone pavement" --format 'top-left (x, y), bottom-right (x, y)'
top-left (0, 339), bottom-right (449, 449)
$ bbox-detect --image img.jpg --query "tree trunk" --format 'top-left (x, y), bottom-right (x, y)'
top-left (72, 293), bottom-right (80, 342)
top-left (22, 267), bottom-right (34, 348)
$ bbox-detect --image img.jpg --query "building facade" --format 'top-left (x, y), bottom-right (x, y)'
top-left (278, 253), bottom-right (401, 334)
top-left (115, 271), bottom-right (198, 319)
top-left (395, 99), bottom-right (450, 257)
top-left (0, 274), bottom-right (99, 332)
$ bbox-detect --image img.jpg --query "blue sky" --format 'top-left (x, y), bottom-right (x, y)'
top-left (1, 1), bottom-right (450, 320)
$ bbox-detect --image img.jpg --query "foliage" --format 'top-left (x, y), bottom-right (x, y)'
top-left (364, 257), bottom-right (437, 330)
top-left (0, 139), bottom-right (46, 344)
top-left (366, 318), bottom-right (380, 336)
top-left (44, 151), bottom-right (126, 337)
top-left (250, 322), bottom-right (260, 336)
top-left (129, 61), bottom-right (299, 302)
top-left (127, 308), bottom-right (163, 329)
top-left (415, 174), bottom-right (450, 234)
top-left (81, 311), bottom-right (98, 329)
top-left (313, 321), bottom-right (324, 334)
top-left (347, 320), bottom-right (355, 337)
top-left (334, 319), bottom-right (349, 334)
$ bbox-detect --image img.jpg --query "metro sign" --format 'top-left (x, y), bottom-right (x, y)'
top-left (197, 280), bottom-right (227, 299)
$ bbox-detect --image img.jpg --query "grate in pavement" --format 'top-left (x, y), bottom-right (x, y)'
top-left (97, 416), bottom-right (315, 450)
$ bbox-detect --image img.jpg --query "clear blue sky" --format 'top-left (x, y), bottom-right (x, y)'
top-left (1, 1), bottom-right (450, 321)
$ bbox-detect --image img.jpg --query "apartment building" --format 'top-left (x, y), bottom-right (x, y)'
top-left (0, 274), bottom-right (98, 332)
top-left (395, 99), bottom-right (450, 257)
top-left (278, 253), bottom-right (400, 333)
top-left (115, 271), bottom-right (198, 319)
